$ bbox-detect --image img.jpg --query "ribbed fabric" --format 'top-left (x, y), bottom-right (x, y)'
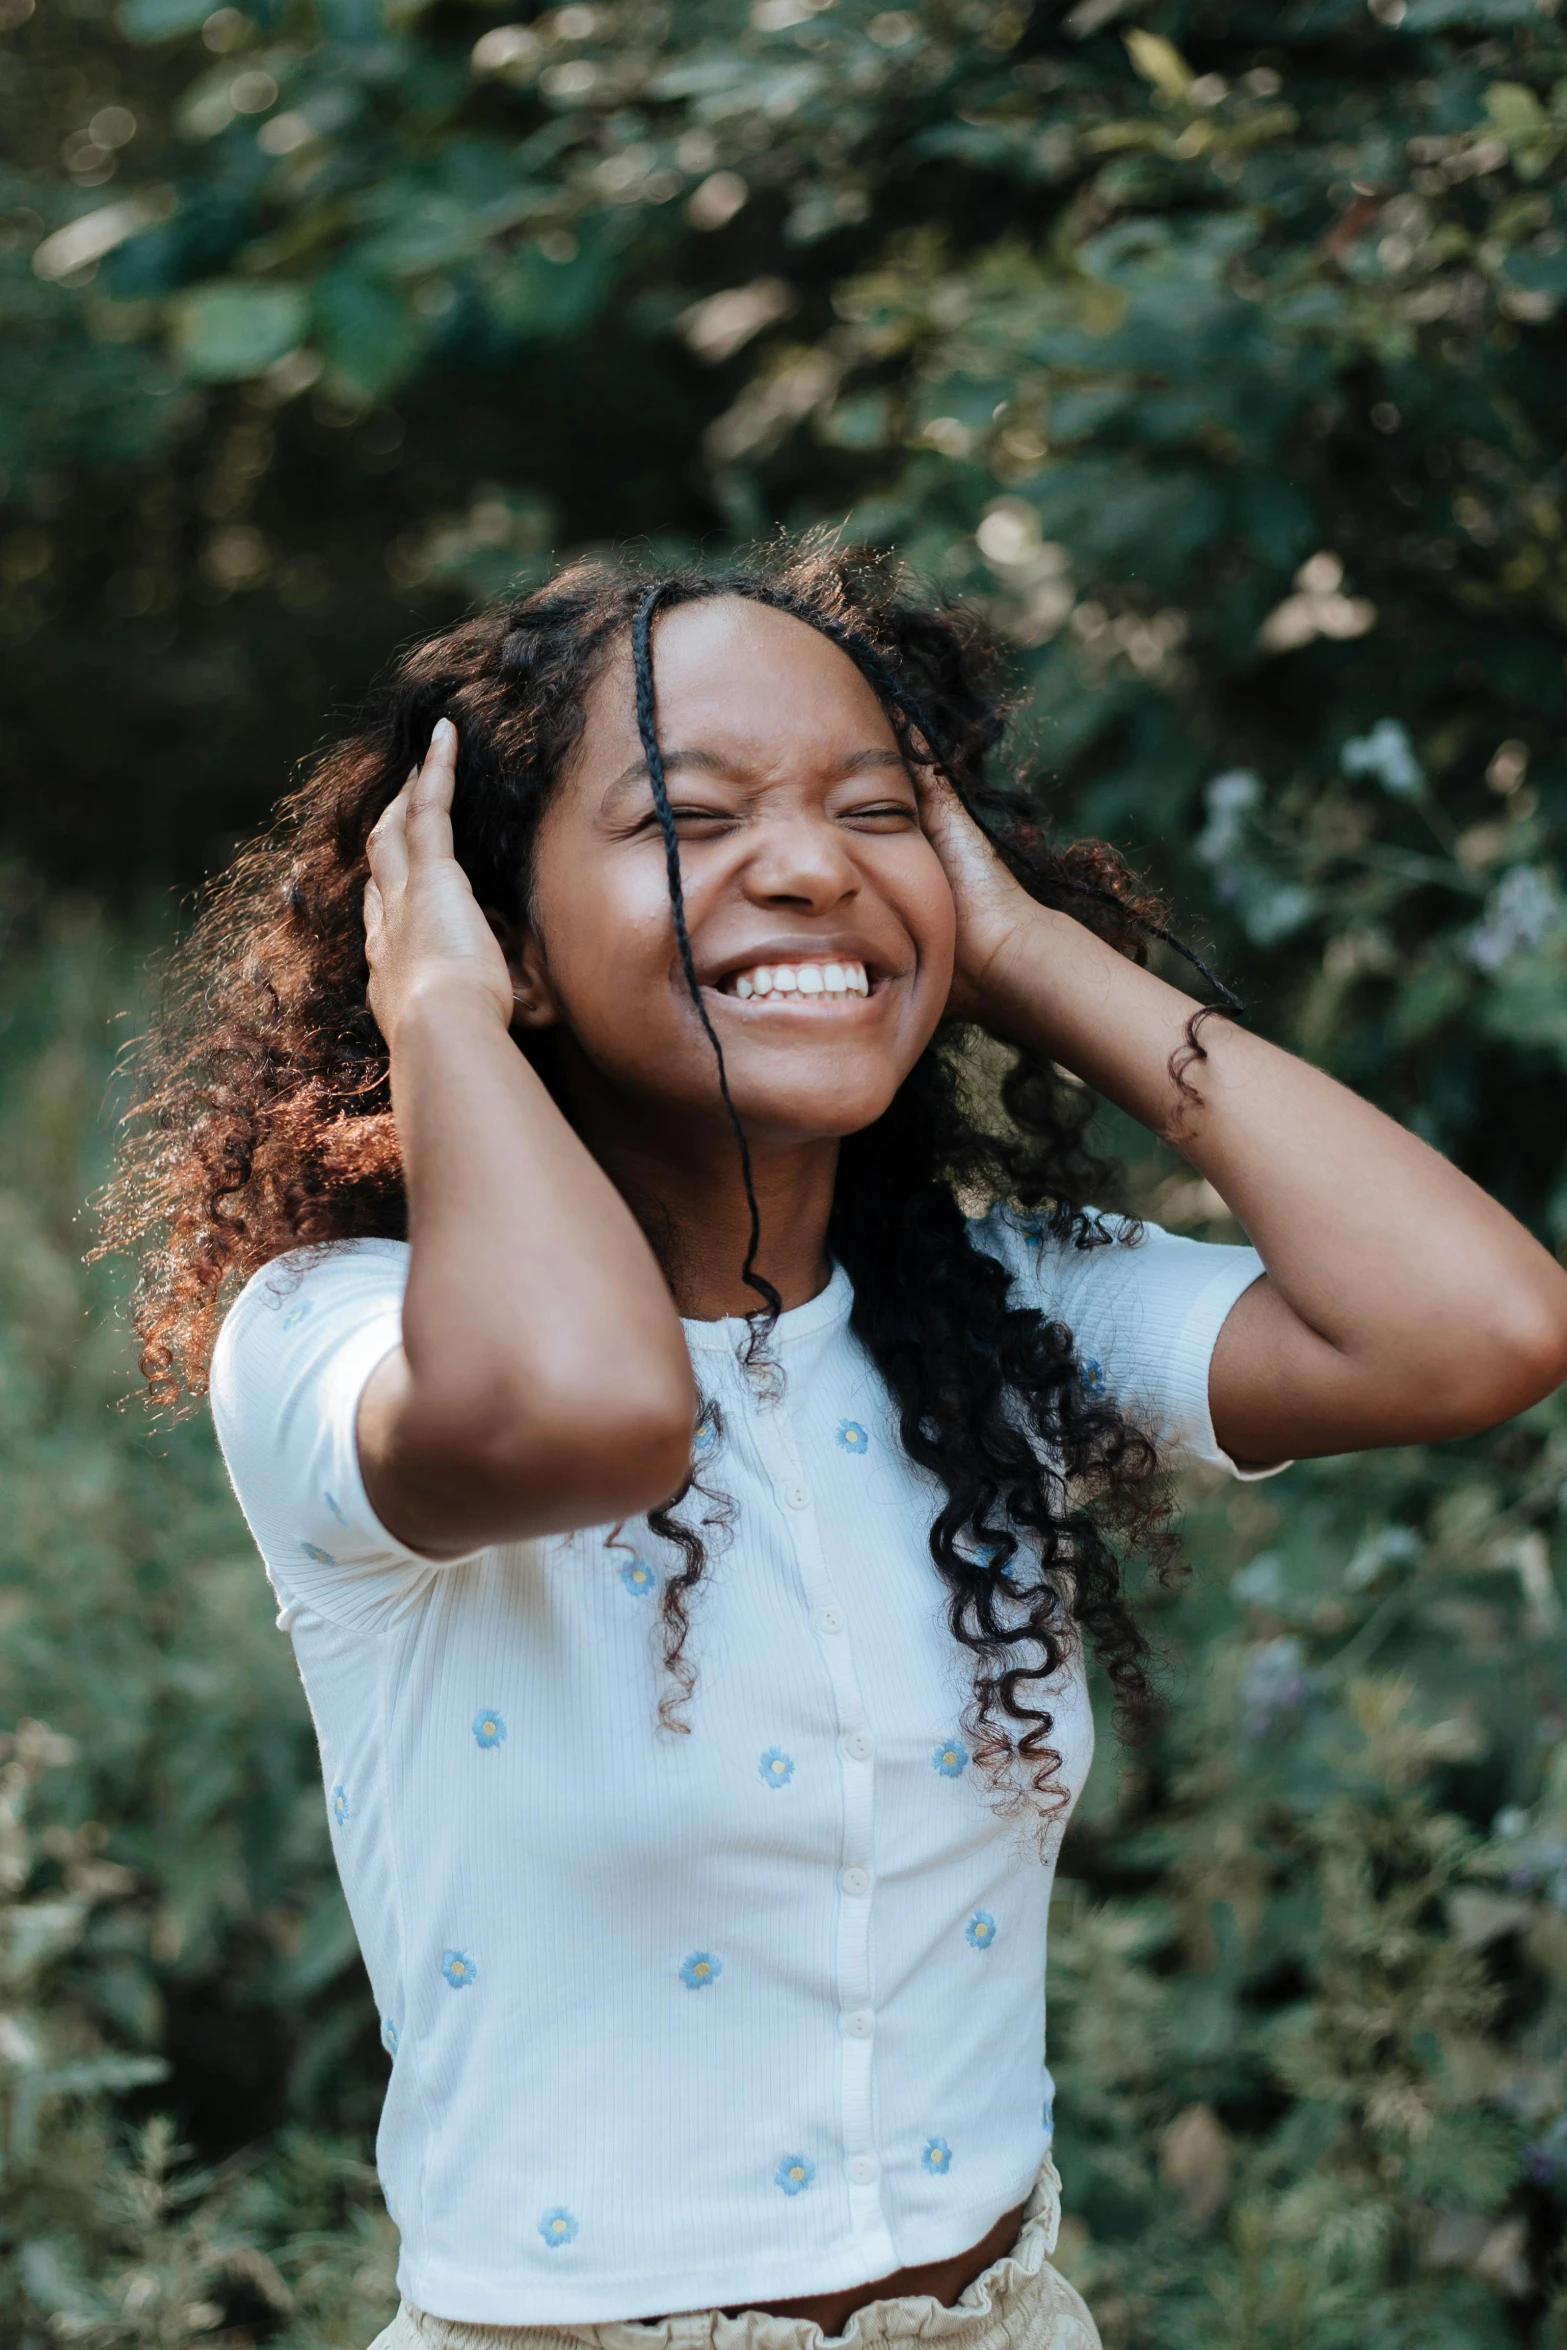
top-left (366, 2161), bottom-right (1100, 2350)
top-left (209, 1208), bottom-right (1275, 2329)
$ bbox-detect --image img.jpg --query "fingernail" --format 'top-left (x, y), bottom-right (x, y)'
top-left (433, 717), bottom-right (454, 745)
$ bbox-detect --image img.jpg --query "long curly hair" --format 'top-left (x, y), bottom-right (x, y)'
top-left (99, 534), bottom-right (1207, 1804)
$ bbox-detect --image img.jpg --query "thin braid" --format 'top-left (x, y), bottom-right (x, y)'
top-left (630, 585), bottom-right (782, 1333)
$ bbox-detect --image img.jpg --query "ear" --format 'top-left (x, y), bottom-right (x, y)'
top-left (486, 910), bottom-right (562, 1031)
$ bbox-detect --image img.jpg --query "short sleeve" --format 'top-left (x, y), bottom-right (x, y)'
top-left (210, 1237), bottom-right (468, 1629)
top-left (970, 1204), bottom-right (1289, 1481)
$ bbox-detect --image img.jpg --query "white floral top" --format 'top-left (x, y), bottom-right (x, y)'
top-left (209, 1208), bottom-right (1275, 2327)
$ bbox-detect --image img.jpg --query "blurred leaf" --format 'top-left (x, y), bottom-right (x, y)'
top-left (169, 282), bottom-right (309, 380)
top-left (311, 266), bottom-right (423, 399)
top-left (117, 0), bottom-right (214, 41)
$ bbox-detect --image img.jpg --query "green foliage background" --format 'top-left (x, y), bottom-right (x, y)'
top-left (5, 0), bottom-right (1567, 2341)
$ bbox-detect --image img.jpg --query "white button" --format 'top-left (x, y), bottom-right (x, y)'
top-left (842, 2007), bottom-right (875, 2039)
top-left (840, 1865), bottom-right (871, 1896)
top-left (840, 1731), bottom-right (875, 1763)
top-left (816, 1606), bottom-right (846, 1635)
top-left (846, 2154), bottom-right (879, 2186)
top-left (782, 1482), bottom-right (812, 1511)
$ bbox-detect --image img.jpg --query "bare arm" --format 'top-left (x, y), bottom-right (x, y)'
top-left (356, 722), bottom-right (695, 1558)
top-left (921, 781), bottom-right (1567, 1467)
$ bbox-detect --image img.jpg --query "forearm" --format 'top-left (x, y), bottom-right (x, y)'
top-left (373, 981), bottom-right (695, 1537)
top-left (982, 908), bottom-right (1567, 1447)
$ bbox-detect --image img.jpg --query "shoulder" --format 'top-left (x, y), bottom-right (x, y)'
top-left (211, 1238), bottom-right (410, 1401)
top-left (965, 1199), bottom-right (1137, 1284)
top-left (221, 1235), bottom-right (409, 1325)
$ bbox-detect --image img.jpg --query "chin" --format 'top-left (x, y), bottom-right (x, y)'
top-left (728, 1071), bottom-right (904, 1147)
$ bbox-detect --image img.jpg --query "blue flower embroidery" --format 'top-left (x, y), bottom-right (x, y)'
top-left (324, 1489), bottom-right (348, 1527)
top-left (382, 2017), bottom-right (399, 2057)
top-left (539, 2208), bottom-right (578, 2249)
top-left (680, 1951), bottom-right (722, 1989)
top-left (932, 1738), bottom-right (969, 1779)
top-left (283, 1301), bottom-right (312, 1331)
top-left (692, 1410), bottom-right (720, 1460)
top-left (441, 1949), bottom-right (477, 1990)
top-left (472, 1709), bottom-right (506, 1750)
top-left (300, 1541), bottom-right (336, 1565)
top-left (331, 1784), bottom-right (349, 1827)
top-left (759, 1748), bottom-right (795, 1789)
top-left (775, 2154), bottom-right (816, 2196)
top-left (922, 2136), bottom-right (953, 2176)
top-left (1078, 1356), bottom-right (1106, 1394)
top-left (619, 1556), bottom-right (657, 1598)
top-left (966, 1910), bottom-right (997, 1950)
top-left (836, 1419), bottom-right (869, 1454)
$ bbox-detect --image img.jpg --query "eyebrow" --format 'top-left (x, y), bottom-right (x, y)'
top-left (600, 745), bottom-right (909, 812)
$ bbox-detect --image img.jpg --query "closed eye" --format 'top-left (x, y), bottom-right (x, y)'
top-left (630, 802), bottom-right (735, 832)
top-left (842, 800), bottom-right (919, 828)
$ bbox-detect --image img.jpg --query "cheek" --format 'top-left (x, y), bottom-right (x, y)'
top-left (899, 843), bottom-right (959, 988)
top-left (531, 840), bottom-right (686, 1048)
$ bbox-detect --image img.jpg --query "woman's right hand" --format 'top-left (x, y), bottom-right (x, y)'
top-left (363, 718), bottom-right (515, 1044)
top-left (356, 713), bottom-right (695, 1556)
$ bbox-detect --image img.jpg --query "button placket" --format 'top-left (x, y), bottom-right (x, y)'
top-left (748, 1403), bottom-right (889, 2256)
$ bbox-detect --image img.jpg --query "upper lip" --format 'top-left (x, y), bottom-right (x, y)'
top-left (698, 937), bottom-right (895, 990)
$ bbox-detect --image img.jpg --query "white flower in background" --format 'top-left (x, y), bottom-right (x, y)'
top-left (1239, 1636), bottom-right (1310, 1738)
top-left (1341, 716), bottom-right (1424, 799)
top-left (1467, 864), bottom-right (1565, 973)
top-left (1195, 769), bottom-right (1261, 866)
top-left (1258, 551), bottom-right (1377, 652)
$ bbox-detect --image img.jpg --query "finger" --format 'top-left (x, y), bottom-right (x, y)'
top-left (366, 770), bottom-right (416, 891)
top-left (910, 756), bottom-right (955, 825)
top-left (362, 876), bottom-right (385, 956)
top-left (407, 718), bottom-right (459, 859)
top-left (917, 764), bottom-right (986, 853)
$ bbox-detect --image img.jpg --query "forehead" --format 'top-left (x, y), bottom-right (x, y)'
top-left (577, 594), bottom-right (903, 777)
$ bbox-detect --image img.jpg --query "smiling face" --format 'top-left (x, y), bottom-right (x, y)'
top-left (514, 595), bottom-right (957, 1153)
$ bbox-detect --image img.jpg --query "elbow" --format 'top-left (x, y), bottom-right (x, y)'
top-left (434, 1366), bottom-right (696, 1529)
top-left (1490, 1287), bottom-right (1567, 1414)
top-left (1439, 1276), bottom-right (1567, 1435)
top-left (556, 1384), bottom-right (697, 1520)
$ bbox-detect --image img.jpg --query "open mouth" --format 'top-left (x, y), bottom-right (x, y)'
top-left (716, 957), bottom-right (872, 1001)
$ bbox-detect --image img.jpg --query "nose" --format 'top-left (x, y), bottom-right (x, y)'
top-left (740, 807), bottom-right (860, 912)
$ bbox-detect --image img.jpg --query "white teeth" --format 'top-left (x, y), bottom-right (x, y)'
top-left (726, 958), bottom-right (871, 999)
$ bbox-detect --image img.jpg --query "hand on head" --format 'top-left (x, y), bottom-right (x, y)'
top-left (363, 717), bottom-right (516, 1046)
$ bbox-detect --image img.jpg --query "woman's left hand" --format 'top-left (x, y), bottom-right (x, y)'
top-left (913, 765), bottom-right (1042, 1028)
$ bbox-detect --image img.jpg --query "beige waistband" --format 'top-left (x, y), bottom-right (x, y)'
top-left (374, 2164), bottom-right (1099, 2350)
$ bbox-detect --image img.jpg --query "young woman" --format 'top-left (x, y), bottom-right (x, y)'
top-left (106, 540), bottom-right (1567, 2350)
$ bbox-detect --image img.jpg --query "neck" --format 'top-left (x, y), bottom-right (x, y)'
top-left (609, 1133), bottom-right (840, 1321)
top-left (551, 1062), bottom-right (839, 1321)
